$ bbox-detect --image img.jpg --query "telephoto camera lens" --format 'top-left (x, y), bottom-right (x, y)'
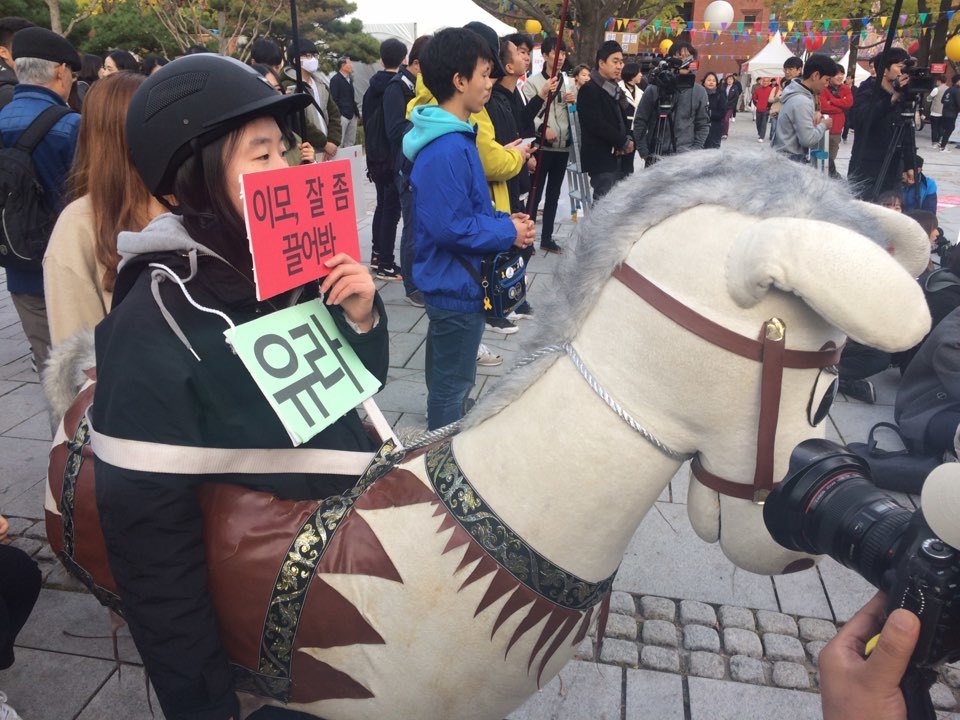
top-left (763, 439), bottom-right (913, 587)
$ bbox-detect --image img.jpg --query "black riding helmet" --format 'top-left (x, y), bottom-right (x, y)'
top-left (126, 54), bottom-right (311, 196)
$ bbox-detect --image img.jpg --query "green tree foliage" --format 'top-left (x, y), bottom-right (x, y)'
top-left (269, 0), bottom-right (380, 68)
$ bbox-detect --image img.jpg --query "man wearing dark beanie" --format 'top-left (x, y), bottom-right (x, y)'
top-left (0, 26), bottom-right (80, 379)
top-left (0, 17), bottom-right (35, 109)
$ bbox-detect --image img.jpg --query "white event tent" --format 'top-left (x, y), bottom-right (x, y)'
top-left (743, 32), bottom-right (795, 77)
top-left (348, 0), bottom-right (515, 47)
top-left (836, 50), bottom-right (873, 86)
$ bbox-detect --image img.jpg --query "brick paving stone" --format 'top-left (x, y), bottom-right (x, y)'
top-left (642, 619), bottom-right (679, 647)
top-left (723, 627), bottom-right (762, 658)
top-left (683, 624), bottom-right (720, 653)
top-left (772, 662), bottom-right (810, 689)
top-left (641, 596), bottom-right (676, 622)
top-left (3, 516), bottom-right (35, 536)
top-left (932, 683), bottom-right (959, 710)
top-left (798, 617), bottom-right (837, 642)
top-left (757, 610), bottom-right (799, 637)
top-left (640, 645), bottom-right (680, 672)
top-left (680, 599), bottom-right (717, 627)
top-left (689, 651), bottom-right (725, 679)
top-left (719, 605), bottom-right (755, 631)
top-left (762, 633), bottom-right (806, 663)
top-left (610, 590), bottom-right (636, 615)
top-left (728, 655), bottom-right (765, 685)
top-left (574, 636), bottom-right (594, 661)
top-left (23, 522), bottom-right (48, 540)
top-left (605, 613), bottom-right (638, 640)
top-left (806, 640), bottom-right (828, 667)
top-left (600, 638), bottom-right (639, 667)
top-left (35, 543), bottom-right (54, 562)
top-left (45, 563), bottom-right (87, 592)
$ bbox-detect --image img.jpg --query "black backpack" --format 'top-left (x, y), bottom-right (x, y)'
top-left (0, 105), bottom-right (73, 270)
top-left (362, 86), bottom-right (391, 171)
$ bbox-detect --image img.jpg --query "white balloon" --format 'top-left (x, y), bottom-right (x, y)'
top-left (703, 0), bottom-right (735, 26)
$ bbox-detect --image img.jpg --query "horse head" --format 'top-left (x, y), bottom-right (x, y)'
top-left (480, 149), bottom-right (931, 577)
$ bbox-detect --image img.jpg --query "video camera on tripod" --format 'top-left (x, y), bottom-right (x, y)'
top-left (646, 55), bottom-right (697, 107)
top-left (893, 59), bottom-right (937, 116)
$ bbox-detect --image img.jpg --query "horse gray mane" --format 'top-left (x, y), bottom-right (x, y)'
top-left (464, 148), bottom-right (886, 428)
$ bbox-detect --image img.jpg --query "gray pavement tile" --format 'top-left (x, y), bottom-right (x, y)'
top-left (0, 342), bottom-right (30, 367)
top-left (372, 378), bottom-right (427, 415)
top-left (394, 412), bottom-right (427, 436)
top-left (387, 331), bottom-right (425, 368)
top-left (0, 380), bottom-right (24, 398)
top-left (4, 411), bottom-right (53, 442)
top-left (817, 557), bottom-right (876, 623)
top-left (507, 660), bottom-right (622, 720)
top-left (0, 436), bottom-right (52, 506)
top-left (625, 668), bottom-right (684, 720)
top-left (0, 383), bottom-right (47, 434)
top-left (0, 647), bottom-right (116, 720)
top-left (75, 667), bottom-right (162, 720)
top-left (617, 502), bottom-right (779, 610)
top-left (382, 304), bottom-right (424, 333)
top-left (687, 676), bottom-right (822, 720)
top-left (773, 565), bottom-right (833, 621)
top-left (1, 479), bottom-right (45, 520)
top-left (669, 464), bottom-right (689, 504)
top-left (0, 356), bottom-right (38, 383)
top-left (827, 401), bottom-right (895, 445)
top-left (17, 588), bottom-right (143, 664)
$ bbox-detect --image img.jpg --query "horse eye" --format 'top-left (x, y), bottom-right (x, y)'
top-left (808, 366), bottom-right (839, 427)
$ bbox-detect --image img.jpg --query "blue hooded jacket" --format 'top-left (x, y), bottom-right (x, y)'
top-left (403, 105), bottom-right (516, 313)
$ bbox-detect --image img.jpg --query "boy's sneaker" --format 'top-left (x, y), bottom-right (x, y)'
top-left (404, 290), bottom-right (425, 308)
top-left (508, 301), bottom-right (533, 321)
top-left (375, 264), bottom-right (403, 281)
top-left (839, 378), bottom-right (876, 404)
top-left (369, 252), bottom-right (380, 269)
top-left (0, 693), bottom-right (22, 720)
top-left (476, 344), bottom-right (503, 367)
top-left (540, 239), bottom-right (563, 254)
top-left (485, 317), bottom-right (518, 335)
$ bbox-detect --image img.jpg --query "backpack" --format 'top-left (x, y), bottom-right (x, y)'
top-left (362, 86), bottom-right (391, 173)
top-left (0, 104), bottom-right (72, 270)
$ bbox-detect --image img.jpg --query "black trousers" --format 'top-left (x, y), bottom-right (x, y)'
top-left (530, 150), bottom-right (569, 244)
top-left (938, 116), bottom-right (957, 148)
top-left (371, 174), bottom-right (401, 268)
top-left (839, 340), bottom-right (891, 382)
top-left (0, 543), bottom-right (42, 670)
top-left (589, 168), bottom-right (627, 200)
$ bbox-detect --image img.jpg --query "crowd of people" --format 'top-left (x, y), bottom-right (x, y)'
top-left (0, 13), bottom-right (950, 720)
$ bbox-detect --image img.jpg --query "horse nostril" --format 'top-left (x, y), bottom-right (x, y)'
top-left (782, 559), bottom-right (815, 574)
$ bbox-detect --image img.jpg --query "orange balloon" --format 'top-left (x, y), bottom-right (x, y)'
top-left (947, 35), bottom-right (960, 62)
top-left (525, 19), bottom-right (542, 35)
top-left (659, 38), bottom-right (673, 54)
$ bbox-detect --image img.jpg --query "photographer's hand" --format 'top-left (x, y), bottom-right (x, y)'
top-left (820, 593), bottom-right (920, 720)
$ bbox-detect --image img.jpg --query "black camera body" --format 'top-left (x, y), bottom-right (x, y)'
top-left (764, 439), bottom-right (960, 669)
top-left (894, 61), bottom-right (936, 103)
top-left (648, 56), bottom-right (696, 107)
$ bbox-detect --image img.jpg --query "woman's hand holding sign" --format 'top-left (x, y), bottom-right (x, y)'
top-left (320, 254), bottom-right (376, 332)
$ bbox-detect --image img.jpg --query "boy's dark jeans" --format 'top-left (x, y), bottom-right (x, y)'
top-left (424, 304), bottom-right (485, 430)
top-left (396, 172), bottom-right (417, 296)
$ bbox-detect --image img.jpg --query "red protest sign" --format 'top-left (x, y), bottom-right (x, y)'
top-left (241, 159), bottom-right (360, 301)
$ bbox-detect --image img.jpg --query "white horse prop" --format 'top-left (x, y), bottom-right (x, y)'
top-left (45, 151), bottom-right (932, 719)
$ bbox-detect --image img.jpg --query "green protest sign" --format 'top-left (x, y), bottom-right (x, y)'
top-left (224, 300), bottom-right (381, 446)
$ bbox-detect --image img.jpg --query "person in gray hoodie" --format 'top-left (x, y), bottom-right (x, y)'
top-left (770, 53), bottom-right (834, 162)
top-left (633, 41), bottom-right (709, 162)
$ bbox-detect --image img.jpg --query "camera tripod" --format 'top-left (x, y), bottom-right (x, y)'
top-left (647, 91), bottom-right (679, 166)
top-left (871, 96), bottom-right (922, 206)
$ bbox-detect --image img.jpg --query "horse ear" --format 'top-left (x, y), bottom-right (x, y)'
top-left (726, 217), bottom-right (931, 352)
top-left (855, 201), bottom-right (932, 278)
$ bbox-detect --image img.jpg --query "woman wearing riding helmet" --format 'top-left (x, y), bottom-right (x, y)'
top-left (91, 55), bottom-right (388, 720)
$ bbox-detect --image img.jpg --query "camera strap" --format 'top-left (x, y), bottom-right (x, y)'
top-left (611, 263), bottom-right (843, 504)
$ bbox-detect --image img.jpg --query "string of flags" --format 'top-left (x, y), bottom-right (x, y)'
top-left (606, 10), bottom-right (958, 38)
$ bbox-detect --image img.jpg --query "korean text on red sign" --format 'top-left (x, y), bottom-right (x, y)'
top-left (241, 159), bottom-right (360, 301)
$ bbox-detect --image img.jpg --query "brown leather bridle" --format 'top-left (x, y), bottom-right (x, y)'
top-left (612, 264), bottom-right (843, 504)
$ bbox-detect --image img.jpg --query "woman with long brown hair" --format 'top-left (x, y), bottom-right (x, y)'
top-left (43, 71), bottom-right (164, 346)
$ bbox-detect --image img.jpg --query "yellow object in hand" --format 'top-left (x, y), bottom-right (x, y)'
top-left (865, 633), bottom-right (880, 657)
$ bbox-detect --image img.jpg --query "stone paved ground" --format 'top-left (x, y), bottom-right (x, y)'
top-left (3, 114), bottom-right (960, 719)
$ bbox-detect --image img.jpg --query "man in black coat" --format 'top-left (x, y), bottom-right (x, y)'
top-left (848, 48), bottom-right (912, 200)
top-left (330, 56), bottom-right (359, 146)
top-left (577, 40), bottom-right (633, 199)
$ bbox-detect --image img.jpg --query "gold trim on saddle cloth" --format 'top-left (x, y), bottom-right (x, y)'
top-left (232, 439), bottom-right (399, 702)
top-left (426, 440), bottom-right (617, 612)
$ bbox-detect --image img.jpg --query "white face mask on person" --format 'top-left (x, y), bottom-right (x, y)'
top-left (301, 57), bottom-right (319, 73)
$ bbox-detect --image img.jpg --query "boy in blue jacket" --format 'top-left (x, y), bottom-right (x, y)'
top-left (403, 27), bottom-right (535, 430)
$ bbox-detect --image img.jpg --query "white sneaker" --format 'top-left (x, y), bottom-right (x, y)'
top-left (476, 344), bottom-right (503, 367)
top-left (757, 138), bottom-right (764, 143)
top-left (0, 693), bottom-right (22, 720)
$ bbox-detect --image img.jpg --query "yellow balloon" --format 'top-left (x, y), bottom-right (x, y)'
top-left (659, 39), bottom-right (673, 55)
top-left (947, 35), bottom-right (960, 62)
top-left (525, 19), bottom-right (542, 35)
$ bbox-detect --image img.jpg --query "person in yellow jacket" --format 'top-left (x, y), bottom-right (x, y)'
top-left (405, 23), bottom-right (534, 334)
top-left (405, 64), bottom-right (531, 213)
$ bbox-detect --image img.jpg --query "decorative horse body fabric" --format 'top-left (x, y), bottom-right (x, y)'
top-left (45, 151), bottom-right (933, 719)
